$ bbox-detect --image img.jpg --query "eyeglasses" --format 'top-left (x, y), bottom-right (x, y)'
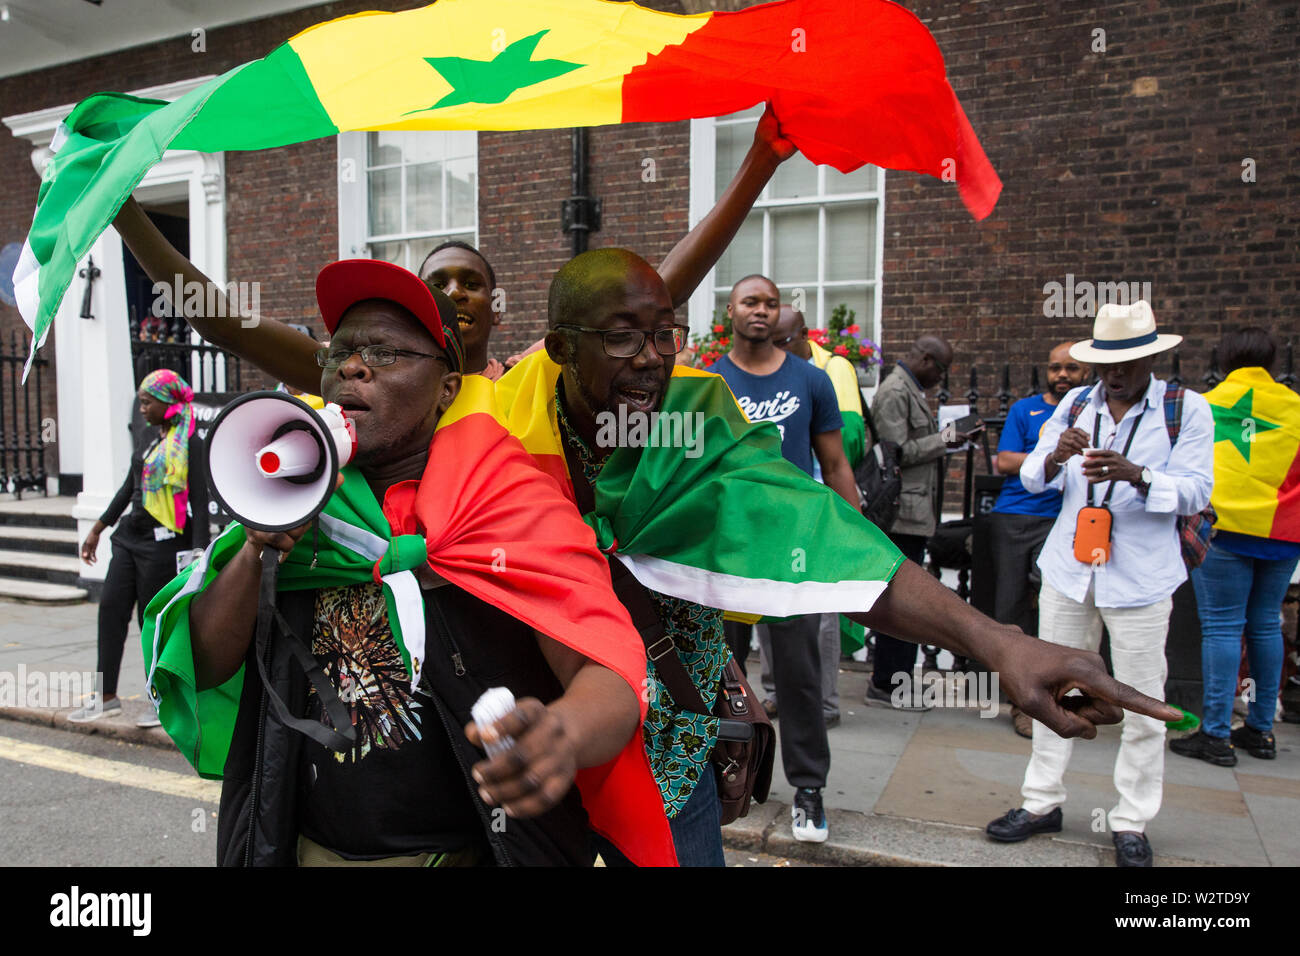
top-left (555, 324), bottom-right (689, 358)
top-left (925, 351), bottom-right (950, 374)
top-left (315, 345), bottom-right (447, 369)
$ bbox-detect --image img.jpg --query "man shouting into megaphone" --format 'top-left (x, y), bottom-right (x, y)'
top-left (143, 261), bottom-right (678, 867)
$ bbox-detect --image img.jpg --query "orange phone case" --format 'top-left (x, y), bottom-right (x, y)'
top-left (1074, 505), bottom-right (1113, 565)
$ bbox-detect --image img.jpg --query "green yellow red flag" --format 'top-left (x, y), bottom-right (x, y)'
top-left (1203, 367), bottom-right (1300, 542)
top-left (16, 0), bottom-right (1001, 376)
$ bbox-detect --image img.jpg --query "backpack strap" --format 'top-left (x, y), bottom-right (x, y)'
top-left (1066, 388), bottom-right (1091, 428)
top-left (1163, 385), bottom-right (1184, 449)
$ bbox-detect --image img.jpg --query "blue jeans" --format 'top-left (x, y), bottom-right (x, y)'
top-left (593, 768), bottom-right (725, 867)
top-left (1191, 543), bottom-right (1299, 738)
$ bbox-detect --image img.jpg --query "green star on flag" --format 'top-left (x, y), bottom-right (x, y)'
top-left (409, 30), bottom-right (583, 112)
top-left (1211, 388), bottom-right (1279, 463)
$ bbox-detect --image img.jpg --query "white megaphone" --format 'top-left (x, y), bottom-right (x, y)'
top-left (206, 391), bottom-right (357, 532)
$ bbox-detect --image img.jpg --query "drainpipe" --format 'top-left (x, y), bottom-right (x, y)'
top-left (561, 128), bottom-right (601, 256)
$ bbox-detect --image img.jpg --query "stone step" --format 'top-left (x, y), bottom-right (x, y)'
top-left (0, 495), bottom-right (78, 531)
top-left (0, 548), bottom-right (82, 586)
top-left (0, 526), bottom-right (80, 556)
top-left (0, 577), bottom-right (88, 604)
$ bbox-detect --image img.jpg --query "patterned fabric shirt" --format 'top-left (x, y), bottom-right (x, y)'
top-left (557, 389), bottom-right (728, 818)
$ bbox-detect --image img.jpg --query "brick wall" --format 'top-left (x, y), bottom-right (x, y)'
top-left (479, 119), bottom-right (691, 359)
top-left (879, 0), bottom-right (1299, 503)
top-left (883, 0), bottom-right (1299, 405)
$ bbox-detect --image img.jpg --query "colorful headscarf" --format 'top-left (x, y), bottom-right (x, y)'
top-left (139, 369), bottom-right (195, 533)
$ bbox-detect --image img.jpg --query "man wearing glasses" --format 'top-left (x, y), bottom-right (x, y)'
top-left (173, 260), bottom-right (663, 866)
top-left (868, 336), bottom-right (979, 710)
top-left (710, 274), bottom-right (859, 845)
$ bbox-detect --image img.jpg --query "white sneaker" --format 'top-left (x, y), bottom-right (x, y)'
top-left (792, 787), bottom-right (829, 844)
top-left (136, 713), bottom-right (162, 729)
top-left (67, 696), bottom-right (121, 723)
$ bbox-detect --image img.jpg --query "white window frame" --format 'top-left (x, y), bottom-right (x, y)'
top-left (687, 116), bottom-right (885, 345)
top-left (336, 131), bottom-right (478, 264)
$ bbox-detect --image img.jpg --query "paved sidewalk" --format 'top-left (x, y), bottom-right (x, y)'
top-left (2, 598), bottom-right (1296, 866)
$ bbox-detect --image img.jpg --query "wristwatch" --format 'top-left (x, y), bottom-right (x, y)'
top-left (1134, 467), bottom-right (1153, 494)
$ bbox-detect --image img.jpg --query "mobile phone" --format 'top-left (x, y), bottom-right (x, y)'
top-left (952, 413), bottom-right (983, 434)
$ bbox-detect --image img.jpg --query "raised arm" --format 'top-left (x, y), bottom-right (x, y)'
top-left (113, 197), bottom-right (321, 393)
top-left (657, 104), bottom-right (795, 308)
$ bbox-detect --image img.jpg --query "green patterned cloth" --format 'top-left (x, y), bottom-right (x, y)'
top-left (558, 392), bottom-right (726, 818)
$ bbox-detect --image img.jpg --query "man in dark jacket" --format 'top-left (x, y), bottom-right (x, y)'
top-left (867, 336), bottom-right (981, 708)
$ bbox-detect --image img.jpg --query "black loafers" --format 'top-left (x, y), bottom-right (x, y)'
top-left (1113, 830), bottom-right (1153, 867)
top-left (985, 807), bottom-right (1062, 842)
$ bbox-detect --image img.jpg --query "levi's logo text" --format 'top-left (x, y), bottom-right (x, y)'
top-left (734, 390), bottom-right (802, 441)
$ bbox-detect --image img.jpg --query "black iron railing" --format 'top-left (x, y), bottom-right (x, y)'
top-left (909, 341), bottom-right (1297, 672)
top-left (0, 330), bottom-right (52, 497)
top-left (130, 305), bottom-right (244, 392)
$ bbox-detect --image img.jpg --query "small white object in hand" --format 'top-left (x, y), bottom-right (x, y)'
top-left (471, 687), bottom-right (517, 758)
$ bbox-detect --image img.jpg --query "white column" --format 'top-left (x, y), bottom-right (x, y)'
top-left (72, 227), bottom-right (135, 583)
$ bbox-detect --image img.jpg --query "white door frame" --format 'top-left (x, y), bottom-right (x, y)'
top-left (3, 76), bottom-right (225, 582)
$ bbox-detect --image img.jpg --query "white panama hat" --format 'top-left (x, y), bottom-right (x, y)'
top-left (1068, 300), bottom-right (1182, 364)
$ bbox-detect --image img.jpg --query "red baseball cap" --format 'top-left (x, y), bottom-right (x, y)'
top-left (315, 259), bottom-right (464, 371)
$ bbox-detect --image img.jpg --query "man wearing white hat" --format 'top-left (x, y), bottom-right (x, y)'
top-left (985, 300), bottom-right (1214, 867)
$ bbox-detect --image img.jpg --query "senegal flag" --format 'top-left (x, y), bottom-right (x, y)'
top-left (494, 352), bottom-right (905, 616)
top-left (809, 341), bottom-right (866, 469)
top-left (16, 0), bottom-right (1001, 376)
top-left (142, 377), bottom-right (676, 867)
top-left (1204, 367), bottom-right (1300, 543)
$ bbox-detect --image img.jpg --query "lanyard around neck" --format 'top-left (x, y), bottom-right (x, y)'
top-left (1088, 408), bottom-right (1141, 507)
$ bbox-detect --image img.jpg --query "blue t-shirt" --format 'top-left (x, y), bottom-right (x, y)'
top-left (992, 393), bottom-right (1063, 518)
top-left (712, 351), bottom-right (842, 476)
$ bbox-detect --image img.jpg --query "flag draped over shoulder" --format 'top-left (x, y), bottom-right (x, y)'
top-left (809, 341), bottom-right (866, 469)
top-left (142, 377), bottom-right (676, 867)
top-left (494, 353), bottom-right (905, 617)
top-left (17, 0), bottom-right (1000, 375)
top-left (1203, 367), bottom-right (1300, 543)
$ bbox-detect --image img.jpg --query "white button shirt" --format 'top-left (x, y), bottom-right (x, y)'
top-left (1022, 375), bottom-right (1214, 608)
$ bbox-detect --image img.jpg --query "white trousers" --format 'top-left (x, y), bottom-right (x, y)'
top-left (1020, 580), bottom-right (1172, 833)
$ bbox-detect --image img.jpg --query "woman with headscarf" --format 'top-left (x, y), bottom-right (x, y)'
top-left (71, 369), bottom-right (210, 726)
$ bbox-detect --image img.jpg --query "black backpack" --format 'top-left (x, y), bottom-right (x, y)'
top-left (855, 399), bottom-right (903, 531)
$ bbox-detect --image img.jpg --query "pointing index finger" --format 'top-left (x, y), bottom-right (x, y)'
top-left (1075, 669), bottom-right (1182, 723)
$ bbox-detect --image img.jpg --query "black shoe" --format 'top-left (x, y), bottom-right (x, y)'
top-left (1169, 730), bottom-right (1237, 767)
top-left (1113, 831), bottom-right (1153, 867)
top-left (824, 712), bottom-right (841, 729)
top-left (761, 698), bottom-right (778, 720)
top-left (1230, 723), bottom-right (1276, 759)
top-left (985, 807), bottom-right (1062, 843)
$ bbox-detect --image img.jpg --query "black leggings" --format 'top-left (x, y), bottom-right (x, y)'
top-left (97, 540), bottom-right (184, 696)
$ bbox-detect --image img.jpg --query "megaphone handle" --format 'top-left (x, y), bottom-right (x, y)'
top-left (252, 544), bottom-right (357, 752)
